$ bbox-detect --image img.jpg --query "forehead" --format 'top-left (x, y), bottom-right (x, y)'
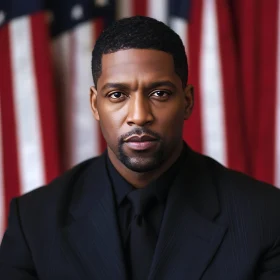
top-left (97, 49), bottom-right (177, 87)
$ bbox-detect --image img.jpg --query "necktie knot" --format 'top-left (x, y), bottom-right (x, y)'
top-left (127, 189), bottom-right (155, 218)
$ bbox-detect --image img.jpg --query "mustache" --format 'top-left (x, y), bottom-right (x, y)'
top-left (119, 128), bottom-right (161, 143)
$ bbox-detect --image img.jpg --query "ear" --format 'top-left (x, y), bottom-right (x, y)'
top-left (90, 86), bottom-right (100, 121)
top-left (183, 84), bottom-right (194, 120)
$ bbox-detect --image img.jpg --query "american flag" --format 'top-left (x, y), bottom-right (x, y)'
top-left (48, 0), bottom-right (114, 168)
top-left (0, 0), bottom-right (61, 238)
top-left (0, 0), bottom-right (280, 240)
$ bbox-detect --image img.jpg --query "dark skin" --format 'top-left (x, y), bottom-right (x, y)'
top-left (90, 49), bottom-right (194, 188)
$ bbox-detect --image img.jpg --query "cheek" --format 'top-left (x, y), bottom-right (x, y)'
top-left (158, 115), bottom-right (184, 139)
top-left (155, 103), bottom-right (185, 136)
top-left (98, 106), bottom-right (125, 142)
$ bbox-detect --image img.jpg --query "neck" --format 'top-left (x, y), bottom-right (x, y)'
top-left (107, 142), bottom-right (183, 188)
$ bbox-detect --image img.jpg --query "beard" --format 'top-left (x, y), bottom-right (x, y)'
top-left (117, 127), bottom-right (165, 173)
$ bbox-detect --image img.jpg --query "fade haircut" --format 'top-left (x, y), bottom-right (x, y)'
top-left (91, 16), bottom-right (188, 88)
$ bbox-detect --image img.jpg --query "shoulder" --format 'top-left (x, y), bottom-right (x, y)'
top-left (196, 152), bottom-right (280, 233)
top-left (15, 155), bottom-right (105, 220)
top-left (202, 153), bottom-right (280, 203)
top-left (187, 148), bottom-right (280, 219)
top-left (3, 154), bottom-right (106, 250)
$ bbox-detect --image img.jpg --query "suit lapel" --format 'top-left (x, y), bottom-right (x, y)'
top-left (61, 154), bottom-right (127, 280)
top-left (149, 149), bottom-right (228, 280)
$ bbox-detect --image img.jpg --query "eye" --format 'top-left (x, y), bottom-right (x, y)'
top-left (150, 90), bottom-right (171, 99)
top-left (108, 92), bottom-right (126, 100)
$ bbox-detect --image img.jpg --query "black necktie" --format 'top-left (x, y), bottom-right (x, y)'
top-left (127, 189), bottom-right (157, 280)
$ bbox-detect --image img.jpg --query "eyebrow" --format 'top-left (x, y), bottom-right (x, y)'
top-left (100, 80), bottom-right (177, 92)
top-left (100, 83), bottom-right (130, 92)
top-left (147, 81), bottom-right (177, 91)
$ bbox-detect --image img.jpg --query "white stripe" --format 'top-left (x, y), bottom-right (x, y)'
top-left (0, 99), bottom-right (5, 241)
top-left (71, 22), bottom-right (100, 166)
top-left (169, 17), bottom-right (188, 54)
top-left (10, 17), bottom-right (45, 193)
top-left (148, 0), bottom-right (168, 23)
top-left (116, 0), bottom-right (132, 19)
top-left (275, 6), bottom-right (280, 188)
top-left (200, 0), bottom-right (227, 165)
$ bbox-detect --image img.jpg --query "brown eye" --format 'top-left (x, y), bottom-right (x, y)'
top-left (109, 92), bottom-right (124, 99)
top-left (151, 90), bottom-right (171, 98)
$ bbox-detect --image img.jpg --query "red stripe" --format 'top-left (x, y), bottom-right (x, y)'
top-left (230, 0), bottom-right (259, 176)
top-left (0, 25), bottom-right (21, 224)
top-left (133, 0), bottom-right (147, 16)
top-left (30, 12), bottom-right (61, 182)
top-left (66, 32), bottom-right (76, 167)
top-left (52, 35), bottom-right (72, 171)
top-left (215, 0), bottom-right (248, 173)
top-left (184, 0), bottom-right (203, 153)
top-left (93, 17), bottom-right (107, 153)
top-left (94, 17), bottom-right (104, 37)
top-left (254, 0), bottom-right (278, 184)
top-left (58, 31), bottom-right (75, 170)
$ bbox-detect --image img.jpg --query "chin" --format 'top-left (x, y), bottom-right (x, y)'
top-left (121, 156), bottom-right (162, 173)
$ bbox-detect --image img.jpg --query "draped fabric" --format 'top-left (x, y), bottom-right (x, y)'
top-left (0, 0), bottom-right (279, 240)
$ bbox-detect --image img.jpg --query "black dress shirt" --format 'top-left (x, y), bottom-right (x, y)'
top-left (106, 143), bottom-right (187, 276)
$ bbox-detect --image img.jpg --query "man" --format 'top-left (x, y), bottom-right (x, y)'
top-left (0, 16), bottom-right (280, 280)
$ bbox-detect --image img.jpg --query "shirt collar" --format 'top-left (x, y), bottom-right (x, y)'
top-left (106, 141), bottom-right (188, 206)
top-left (106, 155), bottom-right (133, 206)
top-left (151, 142), bottom-right (187, 202)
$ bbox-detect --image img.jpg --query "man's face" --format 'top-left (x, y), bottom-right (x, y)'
top-left (90, 49), bottom-right (193, 172)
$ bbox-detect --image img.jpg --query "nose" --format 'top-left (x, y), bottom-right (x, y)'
top-left (126, 93), bottom-right (154, 127)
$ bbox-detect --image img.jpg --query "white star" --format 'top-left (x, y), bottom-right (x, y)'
top-left (0, 11), bottom-right (6, 25)
top-left (95, 0), bottom-right (108, 7)
top-left (71, 5), bottom-right (84, 21)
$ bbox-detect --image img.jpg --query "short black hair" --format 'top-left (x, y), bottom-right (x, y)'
top-left (91, 16), bottom-right (188, 88)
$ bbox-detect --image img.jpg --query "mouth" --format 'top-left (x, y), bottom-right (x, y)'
top-left (124, 134), bottom-right (157, 142)
top-left (123, 134), bottom-right (158, 151)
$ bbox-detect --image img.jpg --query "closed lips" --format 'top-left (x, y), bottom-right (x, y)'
top-left (124, 135), bottom-right (157, 142)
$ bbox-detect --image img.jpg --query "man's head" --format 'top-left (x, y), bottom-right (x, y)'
top-left (91, 16), bottom-right (188, 88)
top-left (90, 16), bottom-right (194, 174)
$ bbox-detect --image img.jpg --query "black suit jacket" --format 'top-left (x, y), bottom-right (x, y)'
top-left (1, 147), bottom-right (280, 280)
